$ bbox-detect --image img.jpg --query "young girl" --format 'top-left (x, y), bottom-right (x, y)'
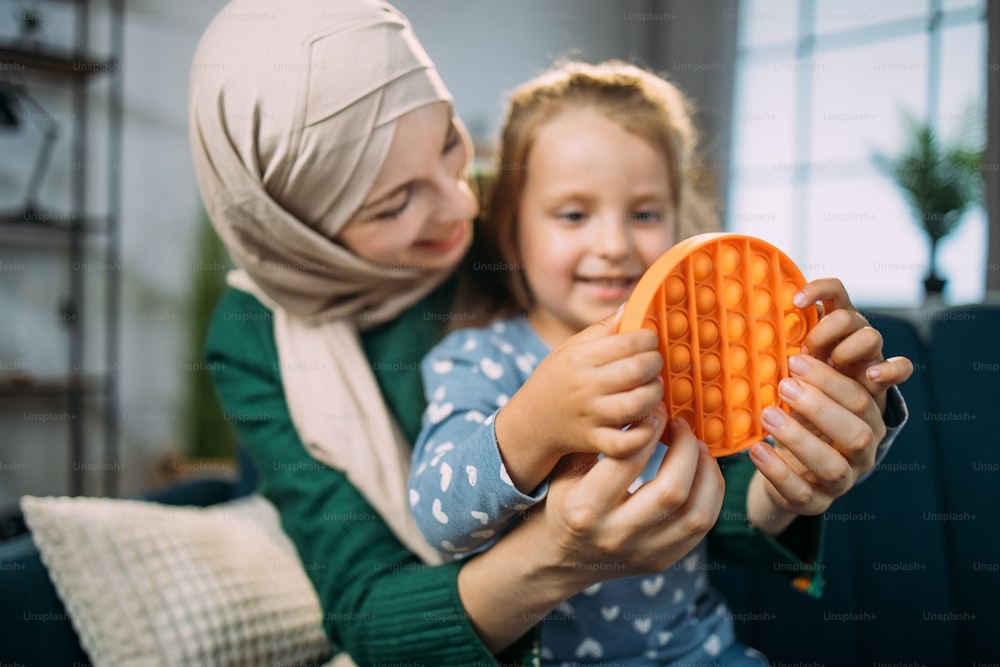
top-left (409, 61), bottom-right (908, 666)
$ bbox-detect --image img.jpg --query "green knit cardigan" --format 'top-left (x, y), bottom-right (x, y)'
top-left (205, 286), bottom-right (823, 667)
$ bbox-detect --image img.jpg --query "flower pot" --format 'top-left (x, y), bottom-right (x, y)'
top-left (923, 273), bottom-right (947, 298)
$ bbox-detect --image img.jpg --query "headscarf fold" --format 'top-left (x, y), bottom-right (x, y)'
top-left (190, 0), bottom-right (452, 567)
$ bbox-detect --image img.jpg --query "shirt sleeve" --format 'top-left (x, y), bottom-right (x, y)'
top-left (409, 328), bottom-right (548, 557)
top-left (855, 384), bottom-right (908, 485)
top-left (205, 289), bottom-right (508, 666)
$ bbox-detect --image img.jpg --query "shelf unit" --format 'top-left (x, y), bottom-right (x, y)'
top-left (0, 0), bottom-right (123, 497)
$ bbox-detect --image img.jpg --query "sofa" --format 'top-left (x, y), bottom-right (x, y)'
top-left (1, 304), bottom-right (997, 666)
top-left (713, 302), bottom-right (1000, 666)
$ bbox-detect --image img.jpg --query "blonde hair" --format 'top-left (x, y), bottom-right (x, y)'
top-left (458, 60), bottom-right (718, 325)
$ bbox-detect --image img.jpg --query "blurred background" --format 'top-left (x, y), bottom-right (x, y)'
top-left (0, 0), bottom-right (995, 503)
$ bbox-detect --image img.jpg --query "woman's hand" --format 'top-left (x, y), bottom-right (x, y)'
top-left (539, 419), bottom-right (724, 579)
top-left (494, 309), bottom-right (667, 491)
top-left (457, 419), bottom-right (723, 652)
top-left (746, 278), bottom-right (914, 533)
top-left (793, 278), bottom-right (913, 413)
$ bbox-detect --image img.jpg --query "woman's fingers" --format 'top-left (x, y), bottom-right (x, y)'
top-left (787, 354), bottom-right (884, 434)
top-left (618, 420), bottom-right (706, 528)
top-left (803, 308), bottom-right (873, 363)
top-left (748, 442), bottom-right (818, 514)
top-left (567, 422), bottom-right (665, 518)
top-left (794, 277), bottom-right (853, 312)
top-left (866, 355), bottom-right (915, 388)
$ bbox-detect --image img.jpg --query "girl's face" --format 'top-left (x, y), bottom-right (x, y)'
top-left (518, 109), bottom-right (677, 348)
top-left (337, 102), bottom-right (477, 273)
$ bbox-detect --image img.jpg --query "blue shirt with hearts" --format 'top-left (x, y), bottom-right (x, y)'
top-left (409, 316), bottom-right (763, 666)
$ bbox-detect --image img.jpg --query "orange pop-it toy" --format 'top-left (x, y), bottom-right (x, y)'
top-left (618, 233), bottom-right (819, 457)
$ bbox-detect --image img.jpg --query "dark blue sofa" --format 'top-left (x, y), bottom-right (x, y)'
top-left (2, 305), bottom-right (997, 666)
top-left (714, 304), bottom-right (1000, 666)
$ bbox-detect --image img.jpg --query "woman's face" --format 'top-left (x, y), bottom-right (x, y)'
top-left (336, 102), bottom-right (477, 273)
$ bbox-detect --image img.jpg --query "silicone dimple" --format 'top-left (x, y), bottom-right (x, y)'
top-left (619, 233), bottom-right (820, 457)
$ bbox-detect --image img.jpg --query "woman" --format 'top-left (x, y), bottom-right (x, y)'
top-left (189, 1), bottom-right (912, 665)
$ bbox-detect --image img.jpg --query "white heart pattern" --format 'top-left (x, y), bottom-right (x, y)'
top-left (600, 606), bottom-right (620, 622)
top-left (466, 465), bottom-right (478, 486)
top-left (497, 393), bottom-right (509, 407)
top-left (469, 529), bottom-right (495, 539)
top-left (464, 410), bottom-right (486, 423)
top-left (515, 354), bottom-right (536, 374)
top-left (632, 617), bottom-right (652, 634)
top-left (430, 442), bottom-right (454, 466)
top-left (672, 588), bottom-right (685, 604)
top-left (640, 575), bottom-right (664, 597)
top-left (480, 357), bottom-right (504, 380)
top-left (682, 553), bottom-right (700, 572)
top-left (431, 359), bottom-right (453, 374)
top-left (427, 402), bottom-right (454, 424)
top-left (431, 498), bottom-right (448, 524)
top-left (439, 462), bottom-right (452, 492)
top-left (432, 385), bottom-right (446, 401)
top-left (499, 464), bottom-right (514, 487)
top-left (408, 489), bottom-right (419, 506)
top-left (470, 510), bottom-right (489, 524)
top-left (582, 582), bottom-right (602, 596)
top-left (575, 638), bottom-right (604, 659)
top-left (703, 633), bottom-right (722, 657)
top-left (657, 631), bottom-right (673, 646)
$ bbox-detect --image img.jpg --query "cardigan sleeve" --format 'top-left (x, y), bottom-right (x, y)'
top-left (204, 288), bottom-right (508, 667)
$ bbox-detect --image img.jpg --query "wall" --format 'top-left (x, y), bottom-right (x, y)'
top-left (1, 0), bottom-right (735, 503)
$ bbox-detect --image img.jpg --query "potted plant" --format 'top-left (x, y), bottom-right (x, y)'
top-left (874, 111), bottom-right (983, 298)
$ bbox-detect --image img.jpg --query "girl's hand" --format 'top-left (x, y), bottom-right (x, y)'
top-left (495, 309), bottom-right (667, 491)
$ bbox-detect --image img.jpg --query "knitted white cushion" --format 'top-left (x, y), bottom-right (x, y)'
top-left (21, 494), bottom-right (334, 667)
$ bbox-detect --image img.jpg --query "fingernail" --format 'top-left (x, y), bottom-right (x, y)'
top-left (867, 366), bottom-right (883, 380)
top-left (616, 302), bottom-right (626, 315)
top-left (762, 406), bottom-right (786, 428)
top-left (751, 442), bottom-right (772, 462)
top-left (674, 417), bottom-right (690, 430)
top-left (800, 344), bottom-right (810, 357)
top-left (787, 354), bottom-right (808, 376)
top-left (792, 291), bottom-right (809, 308)
top-left (698, 440), bottom-right (710, 455)
top-left (779, 378), bottom-right (802, 400)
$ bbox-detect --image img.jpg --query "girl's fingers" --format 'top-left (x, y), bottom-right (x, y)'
top-left (589, 349), bottom-right (664, 397)
top-left (593, 403), bottom-right (668, 459)
top-left (579, 328), bottom-right (661, 368)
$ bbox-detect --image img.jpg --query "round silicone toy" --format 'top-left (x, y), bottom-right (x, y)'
top-left (618, 233), bottom-right (819, 457)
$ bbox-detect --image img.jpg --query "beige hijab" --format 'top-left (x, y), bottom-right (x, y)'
top-left (189, 0), bottom-right (453, 566)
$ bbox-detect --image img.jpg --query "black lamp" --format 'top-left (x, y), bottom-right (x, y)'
top-left (0, 80), bottom-right (59, 222)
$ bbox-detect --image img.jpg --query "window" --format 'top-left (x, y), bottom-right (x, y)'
top-left (728, 0), bottom-right (987, 306)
